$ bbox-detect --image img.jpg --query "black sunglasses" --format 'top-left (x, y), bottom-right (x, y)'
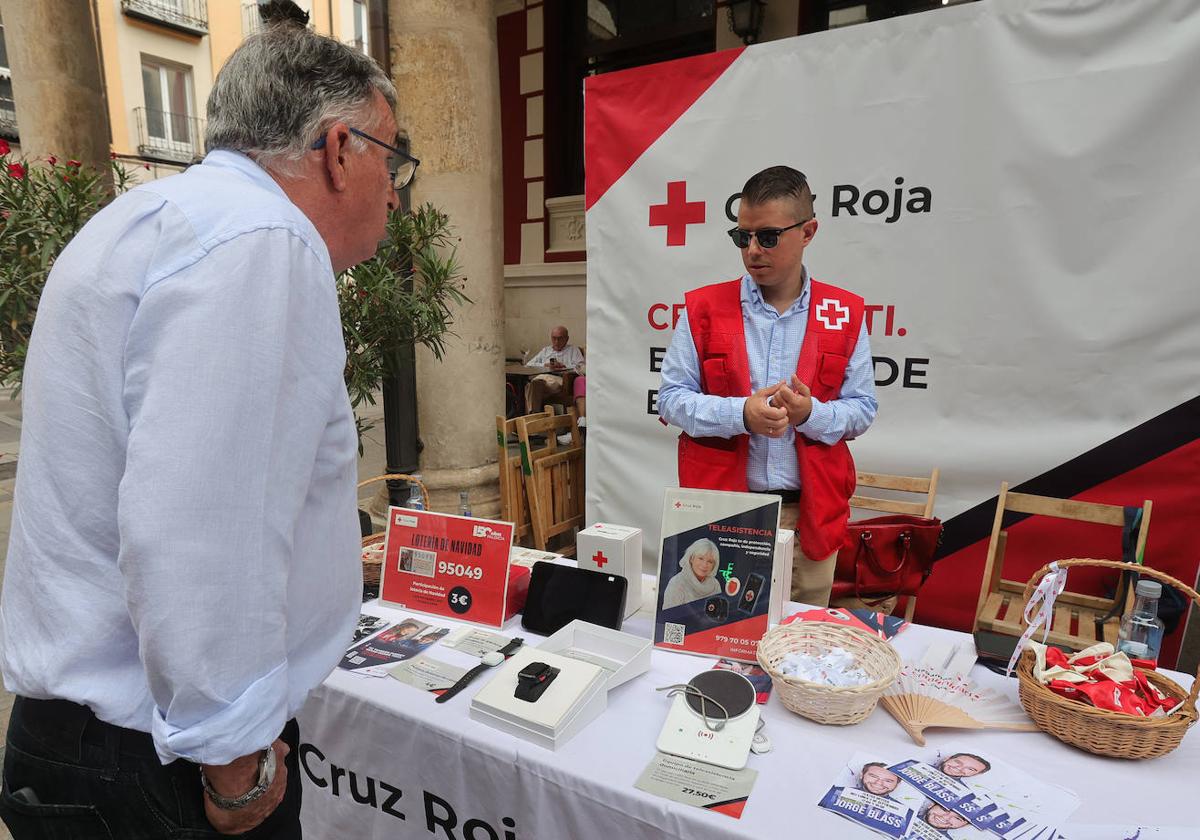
top-left (727, 219), bottom-right (812, 249)
top-left (310, 127), bottom-right (420, 190)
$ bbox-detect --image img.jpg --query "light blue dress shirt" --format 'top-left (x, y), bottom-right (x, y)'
top-left (0, 151), bottom-right (362, 765)
top-left (658, 272), bottom-right (878, 492)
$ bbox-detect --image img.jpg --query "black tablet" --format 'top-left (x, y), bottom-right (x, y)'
top-left (521, 562), bottom-right (627, 635)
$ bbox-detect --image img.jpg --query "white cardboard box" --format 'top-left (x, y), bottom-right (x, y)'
top-left (537, 620), bottom-right (652, 689)
top-left (577, 523), bottom-right (643, 619)
top-left (770, 528), bottom-right (794, 625)
top-left (469, 647), bottom-right (607, 751)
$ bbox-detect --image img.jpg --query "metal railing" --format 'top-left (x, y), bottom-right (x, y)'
top-left (242, 2), bottom-right (263, 37)
top-left (0, 96), bottom-right (17, 141)
top-left (121, 0), bottom-right (208, 36)
top-left (134, 107), bottom-right (205, 164)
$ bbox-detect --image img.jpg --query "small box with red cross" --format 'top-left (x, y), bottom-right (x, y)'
top-left (577, 523), bottom-right (643, 620)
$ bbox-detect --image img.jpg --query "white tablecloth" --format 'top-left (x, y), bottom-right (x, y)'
top-left (297, 600), bottom-right (1200, 839)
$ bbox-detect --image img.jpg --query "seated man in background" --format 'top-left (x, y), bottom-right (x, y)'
top-left (525, 325), bottom-right (585, 412)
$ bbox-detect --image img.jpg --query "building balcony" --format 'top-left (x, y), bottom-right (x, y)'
top-left (242, 2), bottom-right (263, 37)
top-left (134, 107), bottom-right (205, 164)
top-left (0, 96), bottom-right (17, 141)
top-left (121, 0), bottom-right (208, 37)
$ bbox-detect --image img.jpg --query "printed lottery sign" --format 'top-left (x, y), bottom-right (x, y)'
top-left (380, 508), bottom-right (514, 628)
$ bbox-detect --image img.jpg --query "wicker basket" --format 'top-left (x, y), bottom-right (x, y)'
top-left (756, 623), bottom-right (901, 725)
top-left (357, 474), bottom-right (429, 588)
top-left (1016, 559), bottom-right (1200, 760)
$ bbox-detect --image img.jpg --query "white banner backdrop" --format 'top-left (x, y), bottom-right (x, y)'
top-left (584, 0), bottom-right (1200, 604)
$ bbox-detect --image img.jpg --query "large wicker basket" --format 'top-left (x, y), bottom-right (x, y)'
top-left (756, 623), bottom-right (901, 725)
top-left (357, 474), bottom-right (429, 588)
top-left (1016, 559), bottom-right (1200, 760)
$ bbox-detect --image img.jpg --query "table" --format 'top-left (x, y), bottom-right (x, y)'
top-left (504, 364), bottom-right (576, 418)
top-left (298, 602), bottom-right (1200, 839)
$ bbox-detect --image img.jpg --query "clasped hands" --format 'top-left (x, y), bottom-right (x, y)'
top-left (743, 375), bottom-right (812, 438)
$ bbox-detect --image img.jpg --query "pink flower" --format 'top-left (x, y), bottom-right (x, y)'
top-left (109, 151), bottom-right (117, 160)
top-left (7, 163), bottom-right (26, 180)
top-left (0, 139), bottom-right (10, 156)
top-left (67, 159), bottom-right (81, 168)
top-left (47, 155), bottom-right (57, 165)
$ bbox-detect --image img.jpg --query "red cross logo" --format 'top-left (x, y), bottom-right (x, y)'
top-left (674, 501), bottom-right (683, 509)
top-left (649, 181), bottom-right (705, 246)
top-left (815, 298), bottom-right (851, 331)
top-left (592, 551), bottom-right (609, 568)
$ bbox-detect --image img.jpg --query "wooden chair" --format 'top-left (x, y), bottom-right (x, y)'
top-left (515, 409), bottom-right (585, 556)
top-left (972, 482), bottom-right (1152, 651)
top-left (496, 408), bottom-right (554, 547)
top-left (846, 468), bottom-right (940, 622)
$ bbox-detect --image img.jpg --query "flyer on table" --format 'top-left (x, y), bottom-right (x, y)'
top-left (655, 488), bottom-right (780, 662)
top-left (381, 508), bottom-right (514, 628)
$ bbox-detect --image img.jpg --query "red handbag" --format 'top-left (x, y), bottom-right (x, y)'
top-left (831, 515), bottom-right (943, 604)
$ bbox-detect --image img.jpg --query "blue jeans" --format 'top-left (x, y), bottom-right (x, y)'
top-left (0, 697), bottom-right (301, 839)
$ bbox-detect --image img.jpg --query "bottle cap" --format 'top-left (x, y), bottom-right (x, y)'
top-left (1135, 580), bottom-right (1162, 599)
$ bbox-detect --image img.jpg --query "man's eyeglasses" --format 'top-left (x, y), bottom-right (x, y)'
top-left (311, 127), bottom-right (420, 190)
top-left (727, 219), bottom-right (812, 249)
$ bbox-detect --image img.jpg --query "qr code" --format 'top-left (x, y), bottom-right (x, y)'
top-left (663, 622), bottom-right (686, 646)
top-left (398, 548), bottom-right (436, 578)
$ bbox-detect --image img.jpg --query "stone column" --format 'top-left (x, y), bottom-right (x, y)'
top-left (386, 0), bottom-right (504, 516)
top-left (1, 0), bottom-right (112, 176)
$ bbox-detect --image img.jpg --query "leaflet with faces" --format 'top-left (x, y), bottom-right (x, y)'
top-left (817, 749), bottom-right (1080, 840)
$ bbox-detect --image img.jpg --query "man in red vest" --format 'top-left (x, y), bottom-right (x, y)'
top-left (658, 166), bottom-right (878, 606)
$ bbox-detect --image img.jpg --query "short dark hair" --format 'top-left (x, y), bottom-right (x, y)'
top-left (861, 762), bottom-right (888, 773)
top-left (740, 166), bottom-right (815, 220)
top-left (941, 753), bottom-right (991, 773)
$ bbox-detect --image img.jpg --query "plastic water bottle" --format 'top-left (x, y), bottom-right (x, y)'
top-left (458, 490), bottom-right (472, 518)
top-left (405, 479), bottom-right (425, 511)
top-left (1117, 580), bottom-right (1165, 660)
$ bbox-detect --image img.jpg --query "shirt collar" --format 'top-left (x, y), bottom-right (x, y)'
top-left (199, 149), bottom-right (289, 200)
top-left (741, 267), bottom-right (810, 316)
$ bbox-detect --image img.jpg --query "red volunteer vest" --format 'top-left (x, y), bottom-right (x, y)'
top-left (678, 278), bottom-right (865, 560)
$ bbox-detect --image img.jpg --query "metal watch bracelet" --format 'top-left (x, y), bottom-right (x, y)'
top-left (200, 746), bottom-right (276, 810)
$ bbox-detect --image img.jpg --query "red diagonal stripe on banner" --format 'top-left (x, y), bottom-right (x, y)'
top-left (706, 797), bottom-right (749, 819)
top-left (584, 47), bottom-right (745, 211)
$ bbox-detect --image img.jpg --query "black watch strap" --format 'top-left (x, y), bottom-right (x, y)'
top-left (435, 662), bottom-right (489, 704)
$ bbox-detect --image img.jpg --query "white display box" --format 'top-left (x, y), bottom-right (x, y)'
top-left (537, 620), bottom-right (652, 689)
top-left (577, 523), bottom-right (643, 619)
top-left (469, 647), bottom-right (607, 751)
top-left (770, 528), bottom-right (794, 626)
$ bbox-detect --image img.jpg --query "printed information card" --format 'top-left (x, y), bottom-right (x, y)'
top-left (635, 753), bottom-right (758, 820)
top-left (380, 508), bottom-right (515, 628)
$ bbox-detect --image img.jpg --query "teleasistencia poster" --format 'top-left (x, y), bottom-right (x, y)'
top-left (655, 488), bottom-right (780, 662)
top-left (380, 508), bottom-right (514, 628)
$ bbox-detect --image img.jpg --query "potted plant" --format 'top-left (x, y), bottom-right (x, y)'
top-left (338, 202), bottom-right (469, 450)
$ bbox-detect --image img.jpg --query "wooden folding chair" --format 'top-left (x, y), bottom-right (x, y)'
top-left (496, 408), bottom-right (554, 547)
top-left (515, 409), bottom-right (584, 556)
top-left (972, 482), bottom-right (1152, 651)
top-left (847, 468), bottom-right (940, 622)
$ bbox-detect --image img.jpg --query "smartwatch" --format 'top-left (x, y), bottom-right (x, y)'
top-left (514, 661), bottom-right (559, 702)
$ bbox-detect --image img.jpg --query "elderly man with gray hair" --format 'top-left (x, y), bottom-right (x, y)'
top-left (0, 14), bottom-right (409, 839)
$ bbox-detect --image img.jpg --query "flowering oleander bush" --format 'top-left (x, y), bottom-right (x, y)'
top-left (0, 142), bottom-right (132, 389)
top-left (338, 203), bottom-right (469, 447)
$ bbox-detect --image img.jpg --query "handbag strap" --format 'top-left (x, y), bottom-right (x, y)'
top-left (859, 529), bottom-right (910, 576)
top-left (853, 533), bottom-right (905, 607)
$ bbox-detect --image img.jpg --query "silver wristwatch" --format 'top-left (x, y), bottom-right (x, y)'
top-left (200, 746), bottom-right (277, 810)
